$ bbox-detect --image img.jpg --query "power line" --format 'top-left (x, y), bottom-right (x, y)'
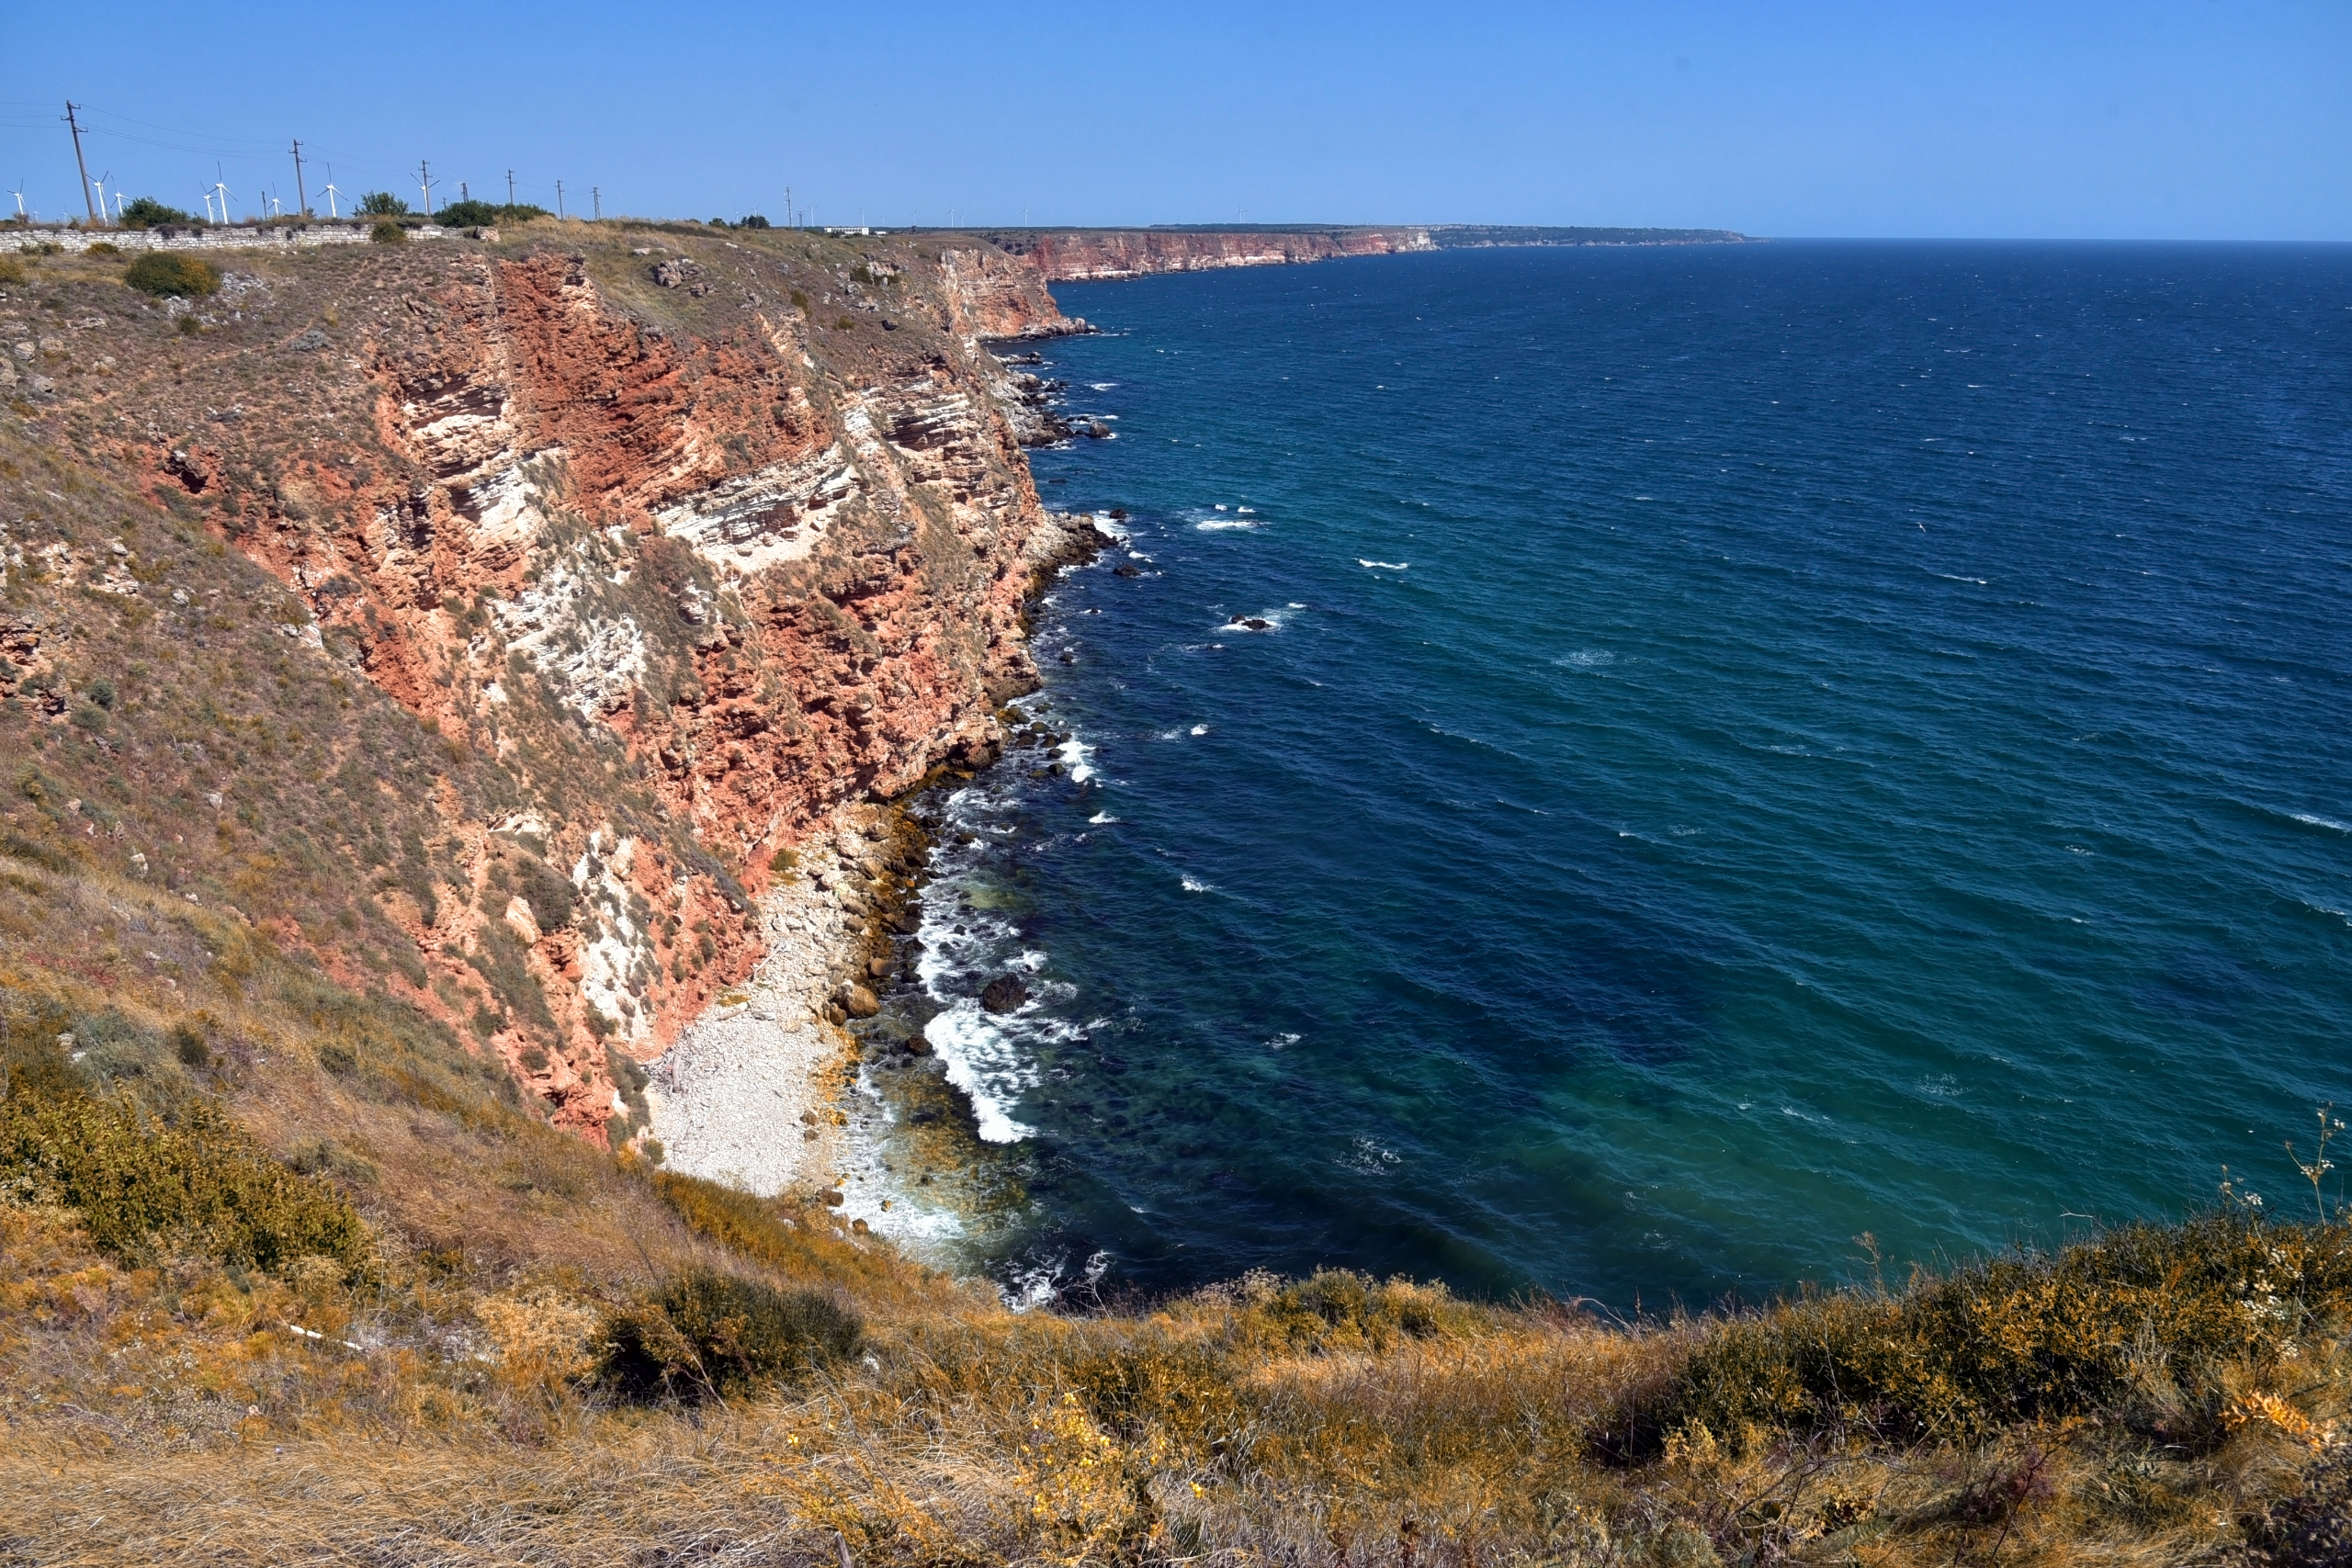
top-left (62, 103), bottom-right (284, 152)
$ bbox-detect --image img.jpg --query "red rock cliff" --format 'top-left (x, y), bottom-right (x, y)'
top-left (981, 227), bottom-right (1435, 281)
top-left (17, 226), bottom-right (1093, 1142)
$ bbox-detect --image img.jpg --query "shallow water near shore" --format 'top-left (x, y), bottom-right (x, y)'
top-left (870, 242), bottom-right (2352, 1309)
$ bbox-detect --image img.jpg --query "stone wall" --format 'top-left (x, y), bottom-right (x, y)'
top-left (1, 223), bottom-right (449, 254)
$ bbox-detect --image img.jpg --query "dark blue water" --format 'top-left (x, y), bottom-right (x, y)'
top-left (868, 242), bottom-right (2352, 1309)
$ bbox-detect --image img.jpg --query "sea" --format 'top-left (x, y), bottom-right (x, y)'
top-left (844, 241), bottom-right (2352, 1312)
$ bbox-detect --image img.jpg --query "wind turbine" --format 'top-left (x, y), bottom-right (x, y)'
top-left (92, 171), bottom-right (110, 225)
top-left (321, 164), bottom-right (342, 219)
top-left (199, 186), bottom-right (216, 223)
top-left (11, 181), bottom-right (27, 221)
top-left (211, 164), bottom-right (232, 227)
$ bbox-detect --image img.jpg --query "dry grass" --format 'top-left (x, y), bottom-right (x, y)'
top-left (2, 900), bottom-right (2347, 1562)
top-left (6, 1145), bottom-right (2350, 1566)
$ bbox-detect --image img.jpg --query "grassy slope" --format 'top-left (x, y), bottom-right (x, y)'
top-left (1, 243), bottom-right (2348, 1566)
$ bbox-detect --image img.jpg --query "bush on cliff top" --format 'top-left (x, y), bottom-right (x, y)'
top-left (121, 251), bottom-right (220, 298)
top-left (435, 199), bottom-right (549, 228)
top-left (598, 1266), bottom-right (861, 1401)
top-left (118, 196), bottom-right (195, 230)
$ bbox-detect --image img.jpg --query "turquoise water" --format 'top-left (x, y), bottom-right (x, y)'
top-left (883, 243), bottom-right (2352, 1308)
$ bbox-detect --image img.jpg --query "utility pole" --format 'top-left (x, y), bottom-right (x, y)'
top-left (786, 185), bottom-right (792, 228)
top-left (556, 180), bottom-right (565, 220)
top-left (63, 102), bottom-right (96, 225)
top-left (504, 169), bottom-right (514, 216)
top-left (417, 160), bottom-right (433, 218)
top-left (291, 139), bottom-right (309, 217)
top-left (591, 186), bottom-right (600, 220)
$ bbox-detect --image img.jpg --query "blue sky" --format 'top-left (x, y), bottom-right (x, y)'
top-left (6, 1), bottom-right (2345, 239)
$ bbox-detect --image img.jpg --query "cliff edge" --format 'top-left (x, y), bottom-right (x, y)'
top-left (0, 223), bottom-right (1095, 1145)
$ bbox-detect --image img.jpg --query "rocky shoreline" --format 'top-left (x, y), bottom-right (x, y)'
top-left (646, 511), bottom-right (1115, 1204)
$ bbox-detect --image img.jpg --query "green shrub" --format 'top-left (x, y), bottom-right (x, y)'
top-left (122, 252), bottom-right (220, 298)
top-left (599, 1266), bottom-right (860, 1401)
top-left (356, 192), bottom-right (408, 217)
top-left (169, 1021), bottom-right (210, 1068)
top-left (1, 1015), bottom-right (375, 1279)
top-left (434, 199), bottom-right (548, 228)
top-left (369, 220), bottom-right (406, 245)
top-left (119, 197), bottom-right (195, 230)
top-left (86, 241), bottom-right (120, 257)
top-left (514, 854), bottom-right (574, 931)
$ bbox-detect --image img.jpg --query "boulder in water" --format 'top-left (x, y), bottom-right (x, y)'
top-left (980, 976), bottom-right (1028, 1014)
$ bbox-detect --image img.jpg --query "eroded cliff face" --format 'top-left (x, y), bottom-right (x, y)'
top-left (7, 226), bottom-right (1091, 1142)
top-left (981, 227), bottom-right (1435, 281)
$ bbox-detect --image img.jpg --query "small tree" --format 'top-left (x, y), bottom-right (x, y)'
top-left (119, 197), bottom-right (195, 231)
top-left (739, 214), bottom-right (772, 230)
top-left (356, 191), bottom-right (409, 217)
top-left (369, 220), bottom-right (407, 245)
top-left (122, 252), bottom-right (221, 298)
